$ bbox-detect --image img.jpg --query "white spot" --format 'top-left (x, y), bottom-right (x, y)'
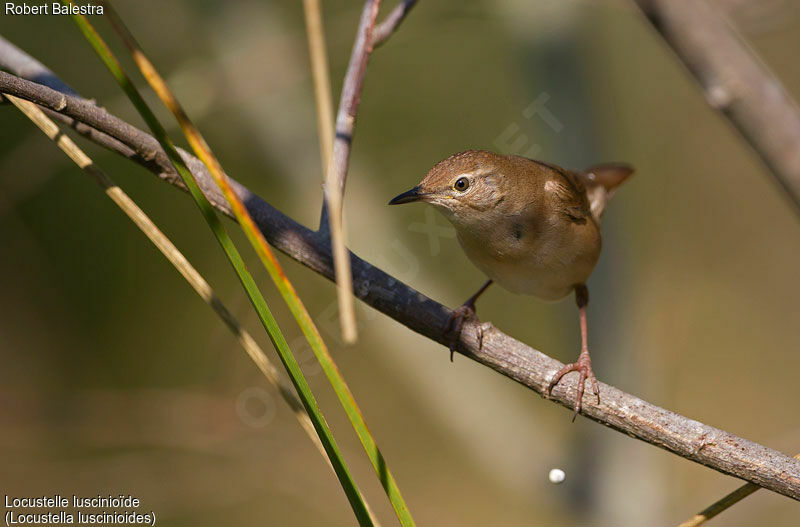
top-left (548, 468), bottom-right (565, 484)
top-left (706, 84), bottom-right (732, 109)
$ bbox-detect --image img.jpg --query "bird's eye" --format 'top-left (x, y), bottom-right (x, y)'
top-left (453, 177), bottom-right (470, 192)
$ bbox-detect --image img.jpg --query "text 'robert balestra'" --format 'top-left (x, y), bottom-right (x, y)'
top-left (4, 3), bottom-right (104, 15)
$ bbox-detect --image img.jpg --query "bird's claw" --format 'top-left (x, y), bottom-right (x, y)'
top-left (444, 303), bottom-right (483, 361)
top-left (547, 350), bottom-right (600, 421)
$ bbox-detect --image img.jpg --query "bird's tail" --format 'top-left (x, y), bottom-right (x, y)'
top-left (579, 163), bottom-right (634, 222)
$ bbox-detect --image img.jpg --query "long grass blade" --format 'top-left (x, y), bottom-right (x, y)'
top-left (98, 3), bottom-right (415, 524)
top-left (65, 7), bottom-right (373, 524)
top-left (7, 93), bottom-right (337, 479)
top-left (302, 0), bottom-right (335, 174)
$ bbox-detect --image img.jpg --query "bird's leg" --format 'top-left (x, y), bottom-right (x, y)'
top-left (547, 284), bottom-right (600, 420)
top-left (445, 279), bottom-right (493, 361)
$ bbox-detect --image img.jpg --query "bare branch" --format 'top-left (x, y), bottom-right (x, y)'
top-left (2, 59), bottom-right (799, 501)
top-left (633, 0), bottom-right (800, 213)
top-left (321, 0), bottom-right (382, 344)
top-left (322, 0), bottom-right (380, 205)
top-left (312, 1), bottom-right (419, 343)
top-left (372, 0), bottom-right (418, 48)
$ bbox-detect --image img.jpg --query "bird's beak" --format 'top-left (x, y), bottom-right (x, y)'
top-left (388, 186), bottom-right (424, 205)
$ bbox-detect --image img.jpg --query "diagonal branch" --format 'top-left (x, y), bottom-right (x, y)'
top-left (1, 57), bottom-right (799, 501)
top-left (633, 0), bottom-right (800, 214)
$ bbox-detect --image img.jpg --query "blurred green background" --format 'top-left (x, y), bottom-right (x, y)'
top-left (2, 0), bottom-right (800, 525)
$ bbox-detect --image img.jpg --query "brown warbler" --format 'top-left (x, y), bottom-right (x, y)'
top-left (389, 150), bottom-right (633, 417)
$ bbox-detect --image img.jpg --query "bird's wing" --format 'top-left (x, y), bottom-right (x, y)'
top-left (548, 168), bottom-right (592, 225)
top-left (518, 156), bottom-right (592, 224)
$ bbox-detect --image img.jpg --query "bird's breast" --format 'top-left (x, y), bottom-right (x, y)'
top-left (455, 215), bottom-right (601, 301)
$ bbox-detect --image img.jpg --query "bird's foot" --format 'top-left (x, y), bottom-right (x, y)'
top-left (547, 349), bottom-right (600, 421)
top-left (444, 302), bottom-right (484, 361)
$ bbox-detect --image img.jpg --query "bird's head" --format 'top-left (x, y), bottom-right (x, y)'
top-left (389, 150), bottom-right (508, 226)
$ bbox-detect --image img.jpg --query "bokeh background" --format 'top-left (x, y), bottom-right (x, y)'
top-left (2, 0), bottom-right (800, 525)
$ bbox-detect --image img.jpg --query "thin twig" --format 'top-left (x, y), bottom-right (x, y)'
top-left (678, 452), bottom-right (800, 527)
top-left (372, 0), bottom-right (418, 48)
top-left (6, 93), bottom-right (332, 475)
top-left (315, 0), bottom-right (416, 344)
top-left (633, 0), bottom-right (800, 214)
top-left (320, 0), bottom-right (382, 345)
top-left (1, 68), bottom-right (799, 502)
top-left (302, 0), bottom-right (335, 172)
